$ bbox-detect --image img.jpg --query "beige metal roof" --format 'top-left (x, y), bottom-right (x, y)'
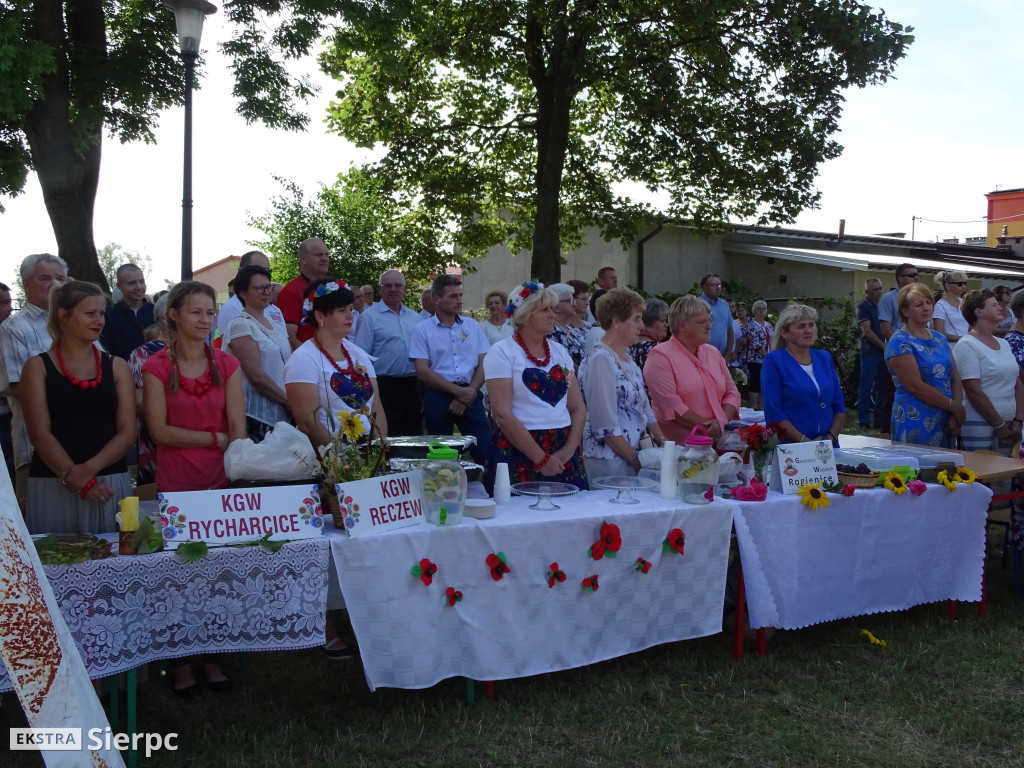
top-left (726, 243), bottom-right (1024, 280)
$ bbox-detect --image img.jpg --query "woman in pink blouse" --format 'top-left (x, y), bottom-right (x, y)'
top-left (643, 295), bottom-right (741, 442)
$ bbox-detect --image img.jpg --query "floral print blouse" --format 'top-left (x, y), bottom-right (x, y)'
top-left (578, 343), bottom-right (657, 461)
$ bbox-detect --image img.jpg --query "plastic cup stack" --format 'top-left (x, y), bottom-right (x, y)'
top-left (494, 462), bottom-right (512, 504)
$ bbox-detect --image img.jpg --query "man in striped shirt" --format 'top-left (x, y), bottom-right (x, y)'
top-left (0, 253), bottom-right (67, 508)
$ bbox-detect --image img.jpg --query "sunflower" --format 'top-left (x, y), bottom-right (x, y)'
top-left (797, 481), bottom-right (830, 510)
top-left (936, 469), bottom-right (958, 491)
top-left (338, 410), bottom-right (367, 443)
top-left (953, 466), bottom-right (977, 484)
top-left (883, 470), bottom-right (908, 495)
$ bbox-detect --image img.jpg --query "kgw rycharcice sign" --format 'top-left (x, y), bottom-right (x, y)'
top-left (158, 483), bottom-right (325, 549)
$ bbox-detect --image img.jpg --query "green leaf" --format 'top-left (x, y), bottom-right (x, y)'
top-left (259, 535), bottom-right (286, 553)
top-left (175, 541), bottom-right (209, 563)
top-left (411, 564), bottom-right (423, 577)
top-left (131, 517), bottom-right (163, 555)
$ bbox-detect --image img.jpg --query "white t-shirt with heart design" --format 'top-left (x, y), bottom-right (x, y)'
top-left (483, 335), bottom-right (574, 430)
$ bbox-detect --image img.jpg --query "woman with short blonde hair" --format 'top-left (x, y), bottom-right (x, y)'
top-left (643, 296), bottom-right (740, 442)
top-left (483, 282), bottom-right (588, 492)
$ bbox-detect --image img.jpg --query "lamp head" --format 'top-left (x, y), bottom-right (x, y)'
top-left (163, 0), bottom-right (217, 55)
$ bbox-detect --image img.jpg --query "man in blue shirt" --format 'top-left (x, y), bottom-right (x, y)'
top-left (352, 269), bottom-right (423, 436)
top-left (856, 277), bottom-right (886, 430)
top-left (409, 275), bottom-right (491, 464)
top-left (698, 273), bottom-right (734, 360)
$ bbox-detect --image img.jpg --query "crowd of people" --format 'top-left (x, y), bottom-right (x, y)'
top-left (5, 245), bottom-right (1024, 682)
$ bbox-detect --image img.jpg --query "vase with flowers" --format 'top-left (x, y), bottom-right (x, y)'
top-left (736, 423), bottom-right (779, 483)
top-left (309, 404), bottom-right (388, 528)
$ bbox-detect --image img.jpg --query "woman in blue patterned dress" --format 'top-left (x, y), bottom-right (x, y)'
top-left (885, 283), bottom-right (966, 446)
top-left (579, 288), bottom-right (665, 478)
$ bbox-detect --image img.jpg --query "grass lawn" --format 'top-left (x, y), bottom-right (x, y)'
top-left (4, 556), bottom-right (1024, 767)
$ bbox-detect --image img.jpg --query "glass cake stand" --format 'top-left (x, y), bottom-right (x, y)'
top-left (511, 481), bottom-right (580, 510)
top-left (592, 475), bottom-right (658, 505)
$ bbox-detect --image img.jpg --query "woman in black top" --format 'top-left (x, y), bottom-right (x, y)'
top-left (22, 281), bottom-right (136, 534)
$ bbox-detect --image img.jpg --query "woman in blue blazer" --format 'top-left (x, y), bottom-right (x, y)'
top-left (761, 304), bottom-right (846, 443)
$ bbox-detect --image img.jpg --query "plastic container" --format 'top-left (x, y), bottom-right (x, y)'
top-left (834, 448), bottom-right (920, 473)
top-left (422, 442), bottom-right (467, 525)
top-left (678, 426), bottom-right (720, 505)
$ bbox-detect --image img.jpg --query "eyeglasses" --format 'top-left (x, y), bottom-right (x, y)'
top-left (691, 317), bottom-right (713, 326)
top-left (558, 298), bottom-right (572, 304)
top-left (704, 282), bottom-right (722, 288)
top-left (899, 272), bottom-right (919, 279)
top-left (250, 284), bottom-right (273, 294)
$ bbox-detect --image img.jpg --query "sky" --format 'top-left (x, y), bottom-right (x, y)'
top-left (1, 0), bottom-right (1022, 290)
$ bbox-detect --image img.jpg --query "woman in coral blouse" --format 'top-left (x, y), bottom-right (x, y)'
top-left (643, 295), bottom-right (741, 442)
top-left (142, 280), bottom-right (246, 695)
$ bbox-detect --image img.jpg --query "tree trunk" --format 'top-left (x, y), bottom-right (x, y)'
top-left (22, 0), bottom-right (109, 291)
top-left (526, 7), bottom-right (575, 286)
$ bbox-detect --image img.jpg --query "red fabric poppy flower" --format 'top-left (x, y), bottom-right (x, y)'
top-left (582, 575), bottom-right (599, 592)
top-left (486, 552), bottom-right (511, 581)
top-left (445, 586), bottom-right (463, 606)
top-left (663, 528), bottom-right (685, 555)
top-left (546, 561), bottom-right (567, 588)
top-left (841, 484), bottom-right (856, 497)
top-left (590, 520), bottom-right (622, 560)
top-left (635, 557), bottom-right (652, 574)
top-left (410, 557), bottom-right (438, 586)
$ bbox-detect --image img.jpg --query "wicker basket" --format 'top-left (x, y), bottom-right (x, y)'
top-left (321, 484), bottom-right (344, 528)
top-left (837, 470), bottom-right (880, 488)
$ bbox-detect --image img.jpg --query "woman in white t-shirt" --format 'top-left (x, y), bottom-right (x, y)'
top-left (222, 265), bottom-right (292, 442)
top-left (482, 290), bottom-right (514, 345)
top-left (285, 278), bottom-right (386, 450)
top-left (931, 270), bottom-right (970, 347)
top-left (483, 282), bottom-right (588, 493)
top-left (953, 289), bottom-right (1024, 451)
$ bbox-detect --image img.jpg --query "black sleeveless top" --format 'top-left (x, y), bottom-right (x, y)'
top-left (29, 350), bottom-right (128, 478)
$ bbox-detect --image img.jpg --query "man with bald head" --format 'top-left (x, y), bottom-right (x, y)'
top-left (278, 238), bottom-right (331, 350)
top-left (352, 269), bottom-right (423, 435)
top-left (215, 250), bottom-right (286, 340)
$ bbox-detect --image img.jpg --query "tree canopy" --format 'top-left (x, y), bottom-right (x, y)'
top-left (307, 0), bottom-right (913, 282)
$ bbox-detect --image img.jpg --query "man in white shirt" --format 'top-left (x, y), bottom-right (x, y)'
top-left (0, 253), bottom-right (67, 507)
top-left (409, 275), bottom-right (491, 464)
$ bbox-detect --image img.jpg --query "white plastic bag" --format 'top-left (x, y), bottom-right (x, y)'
top-left (224, 422), bottom-right (319, 481)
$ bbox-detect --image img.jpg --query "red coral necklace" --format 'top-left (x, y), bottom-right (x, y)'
top-left (314, 334), bottom-right (355, 375)
top-left (55, 343), bottom-right (102, 390)
top-left (513, 333), bottom-right (551, 367)
top-left (173, 342), bottom-right (213, 397)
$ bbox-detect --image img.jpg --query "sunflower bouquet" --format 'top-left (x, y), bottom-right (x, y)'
top-left (318, 406), bottom-right (387, 486)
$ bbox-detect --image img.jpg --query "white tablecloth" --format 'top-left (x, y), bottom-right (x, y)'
top-left (327, 492), bottom-right (734, 691)
top-left (732, 483), bottom-right (991, 630)
top-left (0, 538), bottom-right (329, 693)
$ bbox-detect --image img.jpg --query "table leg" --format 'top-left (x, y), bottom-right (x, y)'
top-left (109, 675), bottom-right (120, 729)
top-left (126, 667), bottom-right (138, 768)
top-left (484, 681), bottom-right (495, 699)
top-left (463, 678), bottom-right (475, 705)
top-left (756, 628), bottom-right (767, 656)
top-left (946, 599), bottom-right (956, 622)
top-left (733, 560), bottom-right (745, 661)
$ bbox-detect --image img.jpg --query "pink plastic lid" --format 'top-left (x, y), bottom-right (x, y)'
top-left (685, 424), bottom-right (714, 446)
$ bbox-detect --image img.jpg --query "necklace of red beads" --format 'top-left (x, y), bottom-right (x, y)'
top-left (55, 343), bottom-right (102, 390)
top-left (173, 342), bottom-right (214, 397)
top-left (314, 334), bottom-right (355, 375)
top-left (513, 333), bottom-right (551, 367)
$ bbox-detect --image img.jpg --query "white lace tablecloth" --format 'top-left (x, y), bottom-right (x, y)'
top-left (732, 483), bottom-right (991, 630)
top-left (0, 537), bottom-right (329, 692)
top-left (327, 493), bottom-right (734, 691)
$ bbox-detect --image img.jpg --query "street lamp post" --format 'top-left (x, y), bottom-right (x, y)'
top-left (164, 0), bottom-right (217, 282)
